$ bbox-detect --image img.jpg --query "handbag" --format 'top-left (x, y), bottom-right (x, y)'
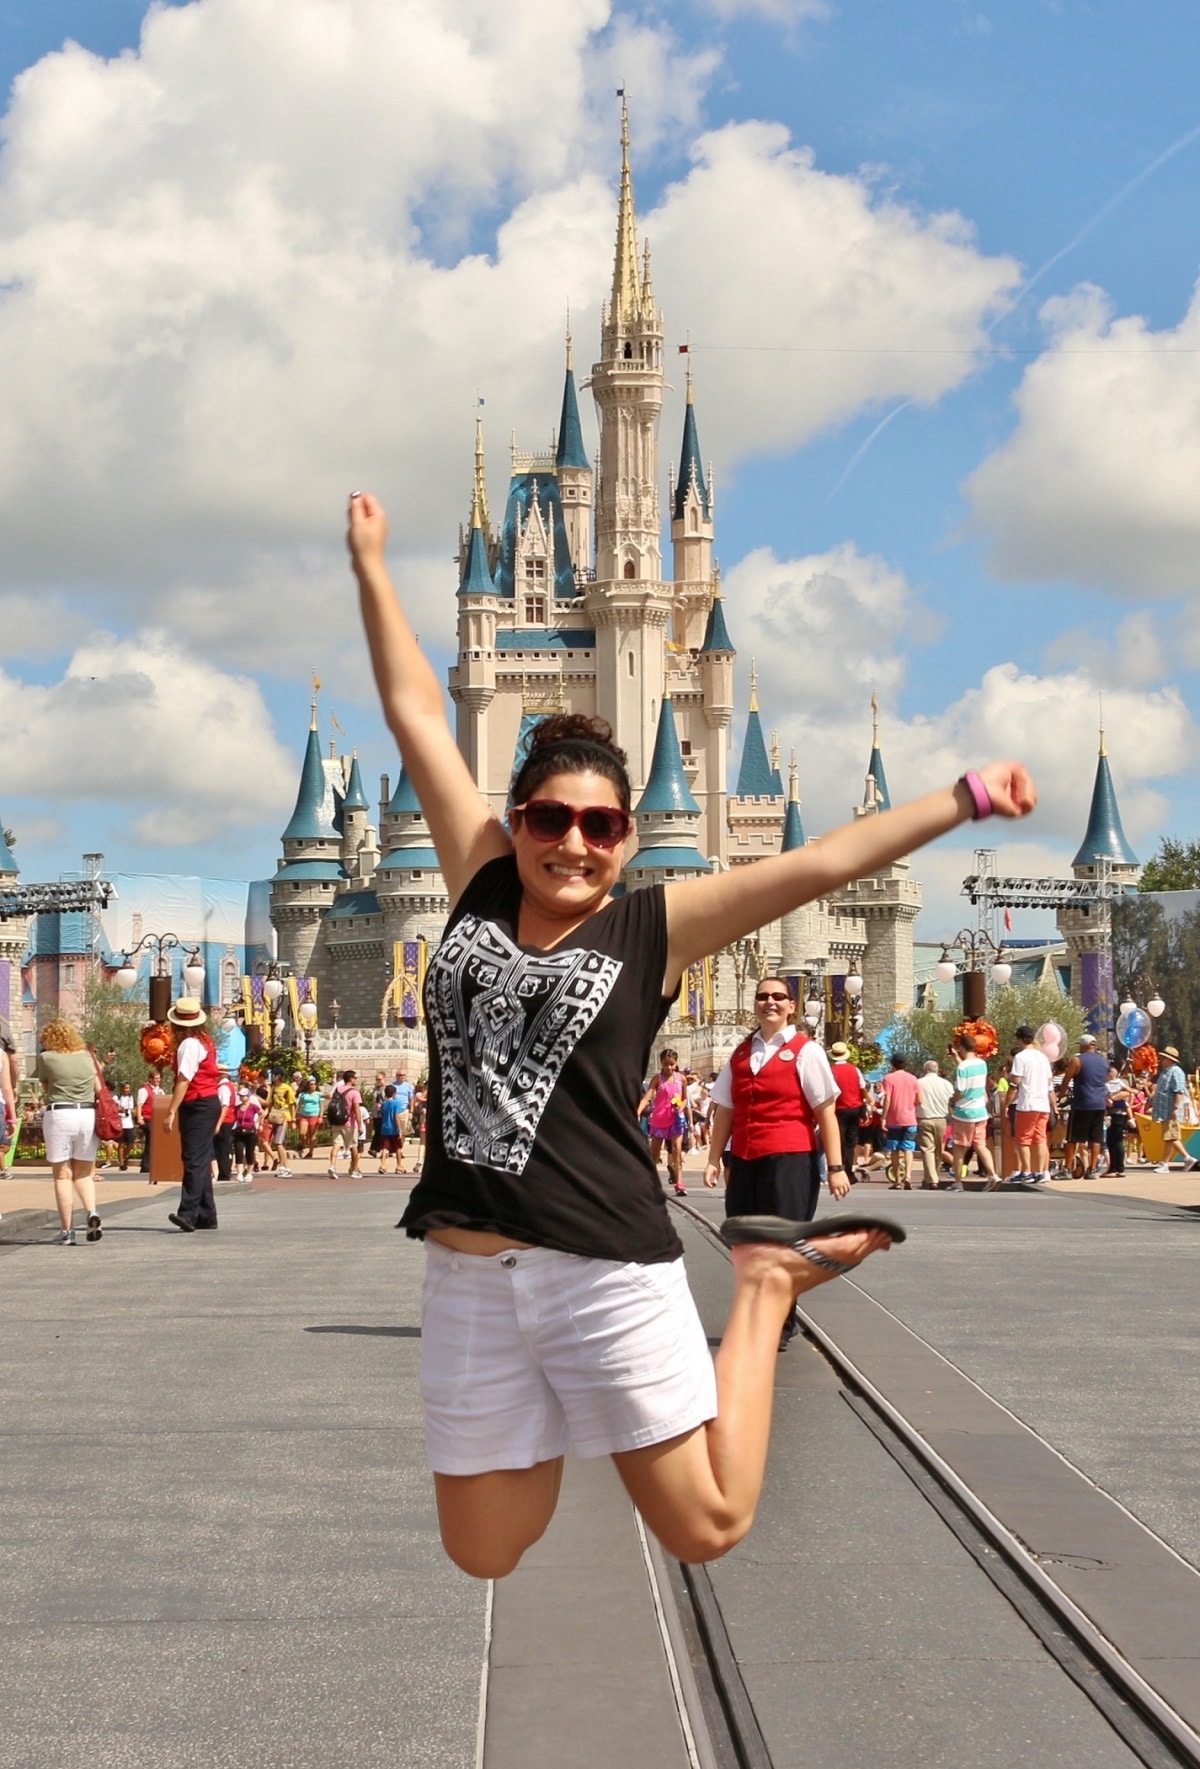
top-left (90, 1050), bottom-right (123, 1143)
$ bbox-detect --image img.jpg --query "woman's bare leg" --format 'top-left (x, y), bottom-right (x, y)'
top-left (52, 1161), bottom-right (75, 1229)
top-left (434, 1457), bottom-right (565, 1579)
top-left (71, 1159), bottom-right (97, 1216)
top-left (613, 1228), bottom-right (892, 1564)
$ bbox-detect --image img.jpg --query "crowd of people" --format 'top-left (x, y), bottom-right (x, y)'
top-left (638, 1022), bottom-right (1199, 1206)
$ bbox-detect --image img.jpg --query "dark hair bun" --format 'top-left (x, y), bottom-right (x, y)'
top-left (527, 714), bottom-right (626, 768)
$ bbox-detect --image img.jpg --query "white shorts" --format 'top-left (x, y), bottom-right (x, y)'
top-left (419, 1240), bottom-right (718, 1476)
top-left (42, 1105), bottom-right (98, 1165)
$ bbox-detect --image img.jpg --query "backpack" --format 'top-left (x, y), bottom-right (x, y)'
top-left (326, 1088), bottom-right (350, 1127)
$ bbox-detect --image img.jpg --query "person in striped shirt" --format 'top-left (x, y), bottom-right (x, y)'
top-left (950, 1033), bottom-right (998, 1191)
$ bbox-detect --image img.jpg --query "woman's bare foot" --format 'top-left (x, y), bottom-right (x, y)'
top-left (728, 1227), bottom-right (893, 1298)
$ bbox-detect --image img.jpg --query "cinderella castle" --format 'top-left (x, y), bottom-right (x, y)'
top-left (268, 104), bottom-right (924, 1069)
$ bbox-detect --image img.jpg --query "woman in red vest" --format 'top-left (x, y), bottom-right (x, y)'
top-left (162, 996), bottom-right (221, 1233)
top-left (704, 979), bottom-right (851, 1225)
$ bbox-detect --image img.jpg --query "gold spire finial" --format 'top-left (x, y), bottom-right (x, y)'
top-left (310, 671), bottom-right (321, 729)
top-left (870, 692), bottom-right (880, 746)
top-left (1098, 692), bottom-right (1107, 757)
top-left (471, 406), bottom-right (490, 534)
top-left (565, 307), bottom-right (573, 372)
top-left (749, 659), bottom-right (759, 714)
top-left (685, 332), bottom-right (694, 403)
top-left (770, 729), bottom-right (780, 773)
top-left (789, 751), bottom-right (800, 803)
top-left (611, 90), bottom-right (641, 324)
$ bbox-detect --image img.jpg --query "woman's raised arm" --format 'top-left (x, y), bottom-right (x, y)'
top-left (349, 493), bottom-right (510, 904)
top-left (662, 762), bottom-right (1036, 992)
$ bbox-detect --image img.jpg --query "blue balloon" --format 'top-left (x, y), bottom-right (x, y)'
top-left (1116, 1006), bottom-right (1151, 1049)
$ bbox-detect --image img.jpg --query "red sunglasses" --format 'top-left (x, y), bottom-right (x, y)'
top-left (511, 799), bottom-right (632, 850)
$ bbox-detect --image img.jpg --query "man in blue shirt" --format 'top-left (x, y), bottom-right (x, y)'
top-left (1062, 1033), bottom-right (1111, 1179)
top-left (392, 1068), bottom-right (416, 1170)
top-left (1150, 1045), bottom-right (1198, 1172)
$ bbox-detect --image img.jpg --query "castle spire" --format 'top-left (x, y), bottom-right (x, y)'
top-left (638, 693), bottom-right (700, 815)
top-left (672, 358), bottom-right (710, 524)
top-left (283, 720), bottom-right (334, 841)
top-left (1072, 733), bottom-right (1137, 868)
top-left (459, 414), bottom-right (495, 596)
top-left (556, 321), bottom-right (589, 470)
top-left (611, 93), bottom-right (642, 324)
top-left (865, 694), bottom-right (891, 812)
top-left (343, 750), bottom-right (369, 812)
top-left (736, 667), bottom-right (779, 797)
top-left (471, 407), bottom-right (490, 535)
top-left (781, 753), bottom-right (806, 852)
top-left (699, 580), bottom-right (735, 653)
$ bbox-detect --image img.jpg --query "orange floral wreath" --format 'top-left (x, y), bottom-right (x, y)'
top-left (953, 1017), bottom-right (999, 1059)
top-left (139, 1022), bottom-right (176, 1067)
top-left (1129, 1044), bottom-right (1159, 1077)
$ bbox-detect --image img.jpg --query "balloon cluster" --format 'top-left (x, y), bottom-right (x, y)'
top-left (1036, 1022), bottom-right (1067, 1063)
top-left (1116, 1005), bottom-right (1151, 1050)
top-left (953, 1017), bottom-right (998, 1059)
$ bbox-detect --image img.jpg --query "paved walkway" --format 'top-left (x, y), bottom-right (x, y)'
top-left (3, 1151), bottom-right (1198, 1766)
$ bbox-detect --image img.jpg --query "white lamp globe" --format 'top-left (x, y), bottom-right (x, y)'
top-left (1148, 994), bottom-right (1166, 1018)
top-left (273, 1014), bottom-right (286, 1037)
top-left (115, 963), bottom-right (138, 990)
top-left (990, 961), bottom-right (1013, 986)
top-left (298, 1001), bottom-right (318, 1030)
top-left (844, 972), bottom-right (864, 997)
top-left (1119, 996), bottom-right (1136, 1017)
top-left (263, 976), bottom-right (284, 1003)
top-left (804, 996), bottom-right (821, 1020)
top-left (936, 959), bottom-right (957, 984)
top-left (183, 957), bottom-right (205, 992)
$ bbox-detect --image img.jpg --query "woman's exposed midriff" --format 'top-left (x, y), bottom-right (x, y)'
top-left (426, 1226), bottom-right (535, 1256)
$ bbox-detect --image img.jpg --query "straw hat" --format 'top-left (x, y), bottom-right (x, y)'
top-left (829, 1041), bottom-right (850, 1059)
top-left (167, 996), bottom-right (206, 1028)
top-left (1163, 1045), bottom-right (1181, 1062)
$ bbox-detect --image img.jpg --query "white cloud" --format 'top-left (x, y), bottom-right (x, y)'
top-left (725, 540), bottom-right (1194, 876)
top-left (647, 121), bottom-right (1018, 470)
top-left (964, 280), bottom-right (1200, 594)
top-left (0, 630), bottom-right (295, 843)
top-left (0, 0), bottom-right (1017, 610)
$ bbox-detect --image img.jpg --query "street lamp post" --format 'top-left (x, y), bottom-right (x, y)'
top-left (935, 929), bottom-right (1012, 1020)
top-left (115, 933), bottom-right (206, 1022)
top-left (297, 998), bottom-right (318, 1066)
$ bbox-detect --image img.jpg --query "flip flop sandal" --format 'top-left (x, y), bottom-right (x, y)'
top-left (720, 1213), bottom-right (907, 1277)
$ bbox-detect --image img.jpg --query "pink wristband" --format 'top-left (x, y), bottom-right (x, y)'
top-left (960, 770), bottom-right (993, 820)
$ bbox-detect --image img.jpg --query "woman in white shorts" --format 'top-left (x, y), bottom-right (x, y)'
top-left (349, 491), bottom-right (1038, 1579)
top-left (36, 1019), bottom-right (102, 1246)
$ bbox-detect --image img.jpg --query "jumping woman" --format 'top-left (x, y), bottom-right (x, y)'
top-left (348, 492), bottom-right (1037, 1578)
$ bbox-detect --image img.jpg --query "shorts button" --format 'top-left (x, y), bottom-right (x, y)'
top-left (499, 1253), bottom-right (517, 1269)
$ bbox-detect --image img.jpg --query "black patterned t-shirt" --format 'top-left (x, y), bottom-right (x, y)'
top-left (399, 855), bottom-right (683, 1263)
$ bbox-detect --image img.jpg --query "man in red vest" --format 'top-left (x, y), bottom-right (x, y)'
top-left (703, 978), bottom-right (849, 1346)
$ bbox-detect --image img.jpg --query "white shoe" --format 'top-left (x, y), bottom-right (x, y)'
top-left (327, 1165), bottom-right (339, 1178)
top-left (1151, 1163), bottom-right (1170, 1173)
top-left (1183, 1155), bottom-right (1199, 1172)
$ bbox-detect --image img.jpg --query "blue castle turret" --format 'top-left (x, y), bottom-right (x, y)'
top-left (626, 691), bottom-right (709, 883)
top-left (271, 705), bottom-right (348, 985)
top-left (1072, 731), bottom-right (1138, 871)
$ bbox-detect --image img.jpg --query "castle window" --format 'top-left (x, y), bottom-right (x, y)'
top-left (628, 652), bottom-right (635, 676)
top-left (523, 593), bottom-right (547, 623)
top-left (623, 342), bottom-right (633, 359)
top-left (623, 560), bottom-right (635, 579)
top-left (680, 741), bottom-right (692, 756)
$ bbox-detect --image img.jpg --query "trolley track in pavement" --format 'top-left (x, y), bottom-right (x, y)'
top-left (663, 1194), bottom-right (1200, 1769)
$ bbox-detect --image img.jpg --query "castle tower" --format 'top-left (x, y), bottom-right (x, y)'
top-left (452, 418), bottom-right (499, 788)
top-left (824, 704), bottom-right (920, 1033)
top-left (271, 704), bottom-right (347, 988)
top-left (341, 752), bottom-right (370, 881)
top-left (583, 98), bottom-right (673, 787)
top-left (556, 324), bottom-right (593, 577)
top-left (727, 663), bottom-right (785, 865)
top-left (670, 358), bottom-right (714, 652)
top-left (625, 690), bottom-right (709, 887)
top-left (1058, 724), bottom-right (1140, 1031)
top-left (696, 582), bottom-right (735, 866)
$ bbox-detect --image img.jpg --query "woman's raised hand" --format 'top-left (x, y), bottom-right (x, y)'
top-left (977, 761), bottom-right (1038, 820)
top-left (347, 491), bottom-right (388, 571)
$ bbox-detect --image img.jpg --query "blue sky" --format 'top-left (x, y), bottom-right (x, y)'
top-left (0, 0), bottom-right (1197, 939)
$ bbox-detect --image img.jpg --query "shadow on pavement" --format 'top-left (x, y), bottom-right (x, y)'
top-left (304, 1323), bottom-right (421, 1337)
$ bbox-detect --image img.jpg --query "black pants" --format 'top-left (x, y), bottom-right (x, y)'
top-left (178, 1095), bottom-right (221, 1228)
top-left (1106, 1116), bottom-right (1128, 1175)
top-left (725, 1150), bottom-right (819, 1223)
top-left (214, 1121), bottom-right (235, 1182)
